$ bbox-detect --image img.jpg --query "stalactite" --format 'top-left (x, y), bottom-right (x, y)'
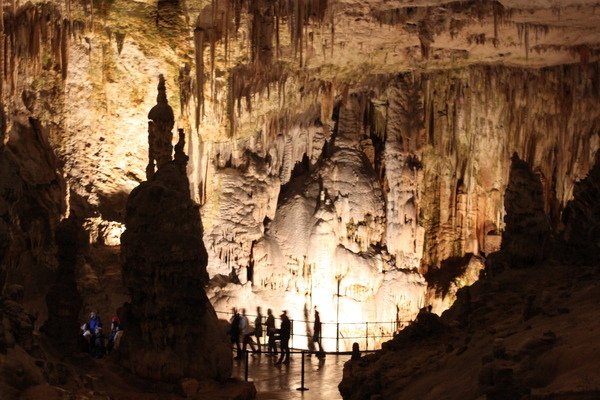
top-left (517, 23), bottom-right (529, 60)
top-left (0, 2), bottom-right (71, 92)
top-left (194, 27), bottom-right (205, 129)
top-left (330, 10), bottom-right (334, 58)
top-left (275, 9), bottom-right (280, 59)
top-left (418, 19), bottom-right (433, 60)
top-left (209, 27), bottom-right (216, 102)
top-left (249, 0), bottom-right (274, 67)
top-left (297, 0), bottom-right (304, 67)
top-left (517, 23), bottom-right (550, 61)
top-left (492, 1), bottom-right (501, 47)
top-left (115, 31), bottom-right (125, 55)
top-left (60, 18), bottom-right (68, 79)
top-left (224, 4), bottom-right (229, 64)
top-left (233, 0), bottom-right (243, 34)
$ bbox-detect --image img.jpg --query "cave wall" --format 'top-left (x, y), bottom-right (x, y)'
top-left (0, 0), bottom-right (598, 354)
top-left (200, 62), bottom-right (599, 333)
top-left (0, 2), bottom-right (71, 319)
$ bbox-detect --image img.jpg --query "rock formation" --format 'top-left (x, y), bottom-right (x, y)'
top-left (42, 215), bottom-right (85, 353)
top-left (0, 3), bottom-right (596, 398)
top-left (561, 151), bottom-right (600, 264)
top-left (0, 116), bottom-right (66, 321)
top-left (338, 261), bottom-right (600, 400)
top-left (146, 74), bottom-right (175, 180)
top-left (500, 154), bottom-right (552, 266)
top-left (120, 77), bottom-right (231, 382)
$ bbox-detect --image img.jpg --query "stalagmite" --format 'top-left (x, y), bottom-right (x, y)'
top-left (146, 74), bottom-right (175, 179)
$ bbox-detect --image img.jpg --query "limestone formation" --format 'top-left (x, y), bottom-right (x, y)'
top-left (501, 154), bottom-right (552, 266)
top-left (0, 117), bottom-right (65, 323)
top-left (339, 262), bottom-right (600, 400)
top-left (562, 151), bottom-right (600, 264)
top-left (0, 3), bottom-right (596, 397)
top-left (121, 120), bottom-right (230, 382)
top-left (203, 63), bottom-right (599, 346)
top-left (146, 74), bottom-right (175, 180)
top-left (42, 215), bottom-right (85, 353)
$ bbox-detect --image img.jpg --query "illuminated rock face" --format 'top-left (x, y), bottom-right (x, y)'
top-left (0, 0), bottom-right (599, 355)
top-left (201, 64), bottom-right (599, 349)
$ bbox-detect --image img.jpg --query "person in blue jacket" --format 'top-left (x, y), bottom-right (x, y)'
top-left (82, 311), bottom-right (102, 353)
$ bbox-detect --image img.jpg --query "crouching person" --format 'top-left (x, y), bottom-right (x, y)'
top-left (81, 311), bottom-right (102, 354)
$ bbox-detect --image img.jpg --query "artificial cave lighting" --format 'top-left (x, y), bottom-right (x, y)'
top-left (0, 0), bottom-right (599, 399)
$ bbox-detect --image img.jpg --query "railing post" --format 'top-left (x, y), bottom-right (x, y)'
top-left (290, 319), bottom-right (294, 351)
top-left (365, 322), bottom-right (369, 351)
top-left (296, 350), bottom-right (309, 391)
top-left (244, 349), bottom-right (249, 382)
top-left (336, 322), bottom-right (339, 352)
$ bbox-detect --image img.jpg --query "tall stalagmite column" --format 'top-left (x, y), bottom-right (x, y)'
top-left (120, 76), bottom-right (231, 382)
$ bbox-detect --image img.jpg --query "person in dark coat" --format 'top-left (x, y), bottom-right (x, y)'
top-left (275, 310), bottom-right (291, 365)
top-left (254, 306), bottom-right (263, 354)
top-left (229, 308), bottom-right (242, 359)
top-left (266, 308), bottom-right (277, 356)
top-left (312, 307), bottom-right (325, 358)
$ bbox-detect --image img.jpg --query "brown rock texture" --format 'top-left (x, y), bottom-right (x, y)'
top-left (120, 131), bottom-right (231, 382)
top-left (561, 151), bottom-right (600, 264)
top-left (42, 215), bottom-right (85, 353)
top-left (338, 262), bottom-right (600, 400)
top-left (0, 116), bottom-right (66, 319)
top-left (500, 154), bottom-right (552, 265)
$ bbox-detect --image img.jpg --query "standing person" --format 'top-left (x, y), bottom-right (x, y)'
top-left (241, 308), bottom-right (257, 355)
top-left (275, 310), bottom-right (291, 365)
top-left (313, 307), bottom-right (325, 358)
top-left (254, 307), bottom-right (263, 354)
top-left (266, 308), bottom-right (277, 356)
top-left (93, 326), bottom-right (105, 358)
top-left (107, 316), bottom-right (124, 354)
top-left (229, 308), bottom-right (242, 359)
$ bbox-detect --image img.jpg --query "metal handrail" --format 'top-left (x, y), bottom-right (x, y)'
top-left (216, 310), bottom-right (407, 327)
top-left (217, 309), bottom-right (409, 352)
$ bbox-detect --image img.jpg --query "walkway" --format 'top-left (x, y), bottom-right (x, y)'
top-left (232, 353), bottom-right (350, 400)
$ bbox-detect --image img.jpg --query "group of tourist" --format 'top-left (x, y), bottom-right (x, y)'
top-left (228, 306), bottom-right (325, 365)
top-left (80, 311), bottom-right (124, 358)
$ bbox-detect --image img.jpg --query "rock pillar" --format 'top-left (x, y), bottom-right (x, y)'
top-left (146, 74), bottom-right (175, 180)
top-left (121, 99), bottom-right (231, 381)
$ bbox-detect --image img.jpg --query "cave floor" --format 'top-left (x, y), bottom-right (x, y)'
top-left (232, 353), bottom-right (349, 399)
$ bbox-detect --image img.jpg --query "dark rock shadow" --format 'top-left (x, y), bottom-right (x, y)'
top-left (500, 153), bottom-right (551, 266)
top-left (561, 150), bottom-right (600, 265)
